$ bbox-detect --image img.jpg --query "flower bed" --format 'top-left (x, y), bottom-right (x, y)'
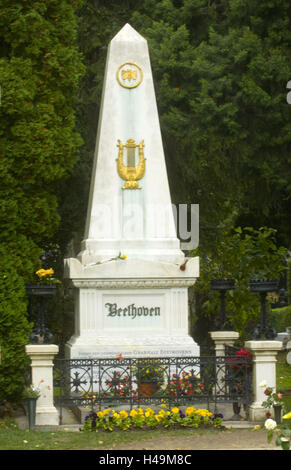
top-left (83, 406), bottom-right (223, 432)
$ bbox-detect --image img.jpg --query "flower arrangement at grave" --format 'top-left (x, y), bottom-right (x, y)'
top-left (226, 348), bottom-right (252, 379)
top-left (21, 379), bottom-right (50, 399)
top-left (132, 360), bottom-right (165, 386)
top-left (260, 383), bottom-right (284, 419)
top-left (265, 411), bottom-right (291, 450)
top-left (34, 268), bottom-right (61, 285)
top-left (83, 405), bottom-right (223, 432)
top-left (225, 348), bottom-right (252, 412)
top-left (166, 371), bottom-right (204, 397)
top-left (103, 371), bottom-right (138, 399)
top-left (22, 384), bottom-right (42, 400)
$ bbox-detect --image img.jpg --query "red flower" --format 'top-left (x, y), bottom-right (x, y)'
top-left (236, 348), bottom-right (252, 359)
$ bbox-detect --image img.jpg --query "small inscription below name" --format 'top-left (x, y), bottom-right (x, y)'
top-left (105, 302), bottom-right (160, 319)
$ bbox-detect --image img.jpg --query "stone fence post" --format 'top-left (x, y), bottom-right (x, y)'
top-left (244, 340), bottom-right (282, 422)
top-left (209, 331), bottom-right (240, 356)
top-left (209, 331), bottom-right (240, 396)
top-left (25, 344), bottom-right (59, 426)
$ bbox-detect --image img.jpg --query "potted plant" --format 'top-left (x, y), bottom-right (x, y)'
top-left (26, 267), bottom-right (61, 295)
top-left (261, 384), bottom-right (284, 424)
top-left (226, 348), bottom-right (253, 420)
top-left (22, 384), bottom-right (42, 430)
top-left (166, 371), bottom-right (204, 398)
top-left (26, 267), bottom-right (60, 344)
top-left (132, 359), bottom-right (165, 397)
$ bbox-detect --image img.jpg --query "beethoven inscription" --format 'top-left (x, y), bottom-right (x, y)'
top-left (105, 302), bottom-right (160, 319)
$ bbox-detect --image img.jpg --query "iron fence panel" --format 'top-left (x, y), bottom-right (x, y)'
top-left (54, 354), bottom-right (252, 424)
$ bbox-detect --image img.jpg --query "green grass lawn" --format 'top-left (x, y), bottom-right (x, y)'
top-left (0, 420), bottom-right (224, 450)
top-left (277, 350), bottom-right (291, 412)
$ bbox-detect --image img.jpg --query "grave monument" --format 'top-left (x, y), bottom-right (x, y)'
top-left (64, 24), bottom-right (199, 359)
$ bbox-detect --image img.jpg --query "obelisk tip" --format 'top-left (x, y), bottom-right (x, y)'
top-left (111, 23), bottom-right (147, 43)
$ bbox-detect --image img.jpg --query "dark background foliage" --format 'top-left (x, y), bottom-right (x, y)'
top-left (0, 0), bottom-right (290, 400)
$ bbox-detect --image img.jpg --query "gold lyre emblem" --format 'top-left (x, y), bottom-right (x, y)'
top-left (116, 139), bottom-right (146, 189)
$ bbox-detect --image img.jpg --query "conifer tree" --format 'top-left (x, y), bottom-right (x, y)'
top-left (0, 0), bottom-right (84, 400)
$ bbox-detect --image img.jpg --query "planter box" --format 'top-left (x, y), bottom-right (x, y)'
top-left (26, 284), bottom-right (57, 296)
top-left (210, 280), bottom-right (235, 291)
top-left (248, 280), bottom-right (278, 293)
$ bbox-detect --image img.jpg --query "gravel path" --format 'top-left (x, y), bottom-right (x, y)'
top-left (100, 428), bottom-right (279, 451)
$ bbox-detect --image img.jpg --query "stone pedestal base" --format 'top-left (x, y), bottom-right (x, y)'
top-left (65, 334), bottom-right (199, 359)
top-left (245, 340), bottom-right (282, 422)
top-left (25, 344), bottom-right (59, 426)
top-left (64, 257), bottom-right (200, 360)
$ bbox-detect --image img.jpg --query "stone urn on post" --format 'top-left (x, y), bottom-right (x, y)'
top-left (26, 267), bottom-right (60, 344)
top-left (210, 279), bottom-right (235, 330)
top-left (248, 279), bottom-right (278, 340)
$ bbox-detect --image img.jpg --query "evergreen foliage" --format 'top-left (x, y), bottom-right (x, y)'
top-left (0, 0), bottom-right (84, 401)
top-left (192, 226), bottom-right (287, 341)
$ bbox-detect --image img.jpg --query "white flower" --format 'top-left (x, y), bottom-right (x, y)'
top-left (264, 418), bottom-right (277, 431)
top-left (259, 380), bottom-right (267, 387)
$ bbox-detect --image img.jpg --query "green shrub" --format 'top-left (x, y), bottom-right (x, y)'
top-left (270, 305), bottom-right (291, 333)
top-left (0, 1), bottom-right (84, 401)
top-left (0, 248), bottom-right (33, 402)
top-left (287, 259), bottom-right (291, 305)
top-left (192, 226), bottom-right (287, 340)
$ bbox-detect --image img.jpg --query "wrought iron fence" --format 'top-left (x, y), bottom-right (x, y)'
top-left (54, 354), bottom-right (253, 424)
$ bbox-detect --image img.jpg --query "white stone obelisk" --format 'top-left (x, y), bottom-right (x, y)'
top-left (64, 24), bottom-right (199, 359)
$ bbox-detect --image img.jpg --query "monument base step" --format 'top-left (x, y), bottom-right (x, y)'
top-left (65, 338), bottom-right (200, 359)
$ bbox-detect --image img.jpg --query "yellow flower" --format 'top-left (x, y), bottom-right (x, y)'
top-left (35, 269), bottom-right (46, 277)
top-left (282, 411), bottom-right (291, 420)
top-left (195, 408), bottom-right (212, 418)
top-left (103, 408), bottom-right (110, 415)
top-left (171, 407), bottom-right (179, 414)
top-left (130, 409), bottom-right (138, 417)
top-left (137, 408), bottom-right (144, 415)
top-left (186, 407), bottom-right (195, 415)
top-left (145, 411), bottom-right (151, 418)
top-left (120, 410), bottom-right (128, 418)
top-left (35, 268), bottom-right (54, 278)
top-left (122, 255), bottom-right (127, 259)
top-left (113, 412), bottom-right (120, 419)
top-left (97, 411), bottom-right (104, 418)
